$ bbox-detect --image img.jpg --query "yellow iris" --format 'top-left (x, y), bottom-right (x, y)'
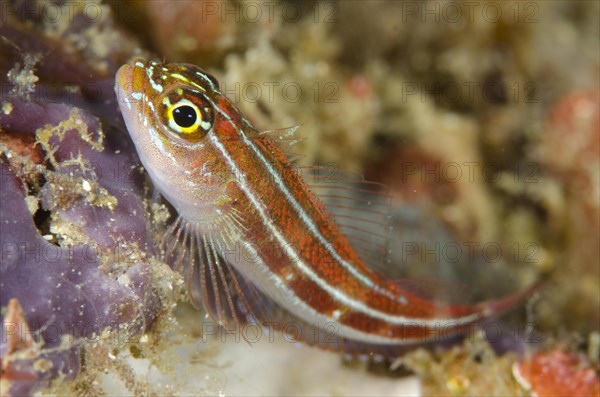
top-left (166, 99), bottom-right (202, 134)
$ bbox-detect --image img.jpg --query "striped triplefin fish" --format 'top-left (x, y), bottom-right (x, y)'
top-left (115, 59), bottom-right (538, 357)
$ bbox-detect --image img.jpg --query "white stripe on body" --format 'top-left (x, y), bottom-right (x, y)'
top-left (207, 128), bottom-right (481, 329)
top-left (233, 237), bottom-right (452, 345)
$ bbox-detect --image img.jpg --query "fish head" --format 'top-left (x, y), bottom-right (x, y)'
top-left (115, 58), bottom-right (243, 222)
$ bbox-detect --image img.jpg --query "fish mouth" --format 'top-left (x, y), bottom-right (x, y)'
top-left (115, 62), bottom-right (133, 93)
top-left (115, 59), bottom-right (157, 140)
top-left (114, 58), bottom-right (150, 100)
top-left (115, 59), bottom-right (150, 140)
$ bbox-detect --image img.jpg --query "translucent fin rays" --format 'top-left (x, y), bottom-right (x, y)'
top-left (160, 210), bottom-right (266, 334)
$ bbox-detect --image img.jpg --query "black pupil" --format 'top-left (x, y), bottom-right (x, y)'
top-left (172, 105), bottom-right (197, 128)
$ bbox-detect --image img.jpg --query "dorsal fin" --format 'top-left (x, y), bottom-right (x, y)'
top-left (295, 164), bottom-right (394, 274)
top-left (255, 124), bottom-right (394, 273)
top-left (259, 125), bottom-right (305, 163)
top-left (259, 125), bottom-right (302, 143)
top-left (392, 278), bottom-right (476, 305)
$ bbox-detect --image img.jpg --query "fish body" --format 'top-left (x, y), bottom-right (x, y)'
top-left (115, 59), bottom-right (534, 354)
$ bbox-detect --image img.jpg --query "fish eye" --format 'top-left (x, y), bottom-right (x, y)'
top-left (161, 93), bottom-right (214, 142)
top-left (171, 103), bottom-right (199, 129)
top-left (172, 105), bottom-right (198, 128)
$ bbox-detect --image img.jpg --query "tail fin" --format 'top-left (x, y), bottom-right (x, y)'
top-left (475, 281), bottom-right (544, 320)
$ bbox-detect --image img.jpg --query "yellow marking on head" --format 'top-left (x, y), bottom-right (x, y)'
top-left (170, 73), bottom-right (190, 82)
top-left (169, 72), bottom-right (206, 92)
